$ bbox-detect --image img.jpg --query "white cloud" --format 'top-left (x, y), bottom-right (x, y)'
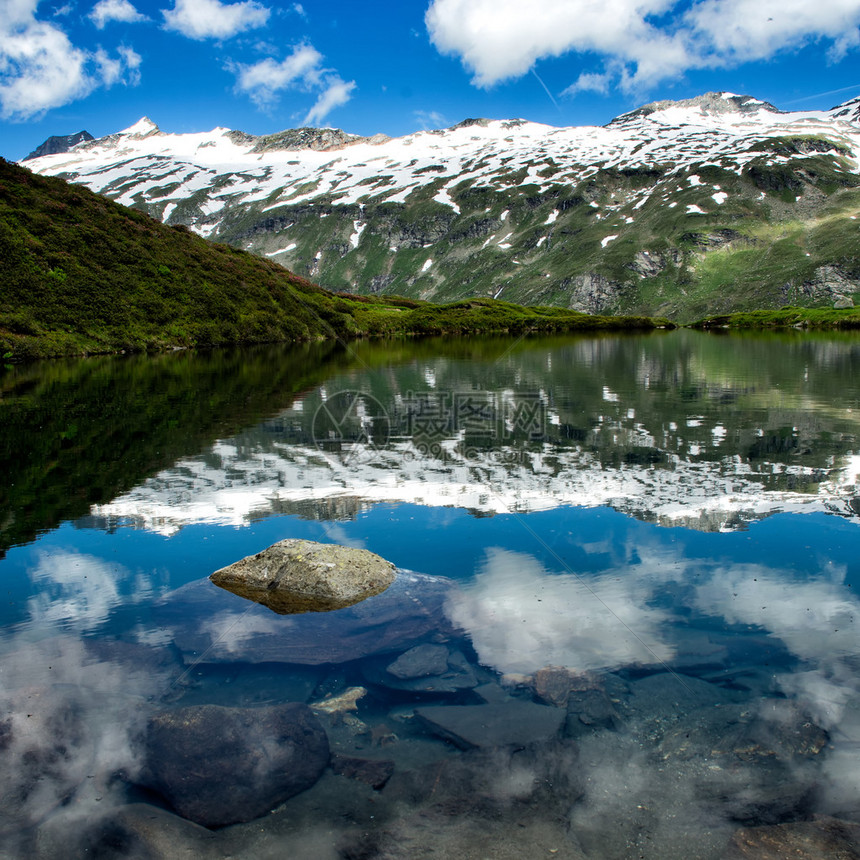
top-left (162, 0), bottom-right (269, 40)
top-left (445, 548), bottom-right (675, 675)
top-left (425, 0), bottom-right (860, 95)
top-left (89, 0), bottom-right (146, 29)
top-left (0, 0), bottom-right (140, 120)
top-left (563, 70), bottom-right (613, 97)
top-left (414, 109), bottom-right (449, 130)
top-left (233, 43), bottom-right (322, 107)
top-left (232, 43), bottom-right (355, 123)
top-left (303, 76), bottom-right (355, 126)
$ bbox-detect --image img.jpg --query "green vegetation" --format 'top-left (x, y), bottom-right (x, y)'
top-left (226, 148), bottom-right (860, 322)
top-left (691, 306), bottom-right (860, 330)
top-left (0, 157), bottom-right (668, 361)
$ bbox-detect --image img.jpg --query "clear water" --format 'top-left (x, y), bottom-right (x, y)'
top-left (1, 330), bottom-right (860, 858)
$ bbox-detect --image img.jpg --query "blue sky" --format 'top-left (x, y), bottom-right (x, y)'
top-left (2, 0), bottom-right (860, 160)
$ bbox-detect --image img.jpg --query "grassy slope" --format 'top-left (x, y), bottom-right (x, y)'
top-left (691, 306), bottom-right (860, 329)
top-left (214, 141), bottom-right (860, 321)
top-left (0, 158), bottom-right (667, 360)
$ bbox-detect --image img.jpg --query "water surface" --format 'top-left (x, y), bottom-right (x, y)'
top-left (1, 330), bottom-right (859, 858)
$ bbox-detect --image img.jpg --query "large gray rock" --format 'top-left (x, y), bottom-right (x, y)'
top-left (142, 703), bottom-right (329, 828)
top-left (210, 539), bottom-right (395, 614)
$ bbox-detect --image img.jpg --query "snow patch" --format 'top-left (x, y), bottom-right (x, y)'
top-left (422, 258), bottom-right (433, 272)
top-left (266, 243), bottom-right (297, 256)
top-left (544, 209), bottom-right (559, 225)
top-left (686, 204), bottom-right (705, 214)
top-left (349, 220), bottom-right (366, 249)
top-left (601, 235), bottom-right (618, 247)
top-left (712, 191), bottom-right (728, 204)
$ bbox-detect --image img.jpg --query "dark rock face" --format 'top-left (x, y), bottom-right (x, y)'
top-left (23, 131), bottom-right (94, 161)
top-left (142, 703), bottom-right (329, 828)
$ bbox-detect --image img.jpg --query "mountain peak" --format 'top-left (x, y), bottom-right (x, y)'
top-left (119, 117), bottom-right (160, 138)
top-left (610, 92), bottom-right (780, 125)
top-left (22, 130), bottom-right (95, 161)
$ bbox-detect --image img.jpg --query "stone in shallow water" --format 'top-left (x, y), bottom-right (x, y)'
top-left (415, 700), bottom-right (565, 749)
top-left (331, 754), bottom-right (395, 790)
top-left (363, 648), bottom-right (479, 693)
top-left (387, 644), bottom-right (450, 679)
top-left (142, 703), bottom-right (329, 828)
top-left (723, 816), bottom-right (860, 859)
top-left (35, 803), bottom-right (223, 860)
top-left (156, 570), bottom-right (458, 665)
top-left (210, 539), bottom-right (395, 614)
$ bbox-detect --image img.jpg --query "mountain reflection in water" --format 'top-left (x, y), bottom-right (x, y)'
top-left (1, 330), bottom-right (860, 859)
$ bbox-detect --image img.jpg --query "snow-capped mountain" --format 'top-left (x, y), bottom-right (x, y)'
top-left (24, 93), bottom-right (860, 318)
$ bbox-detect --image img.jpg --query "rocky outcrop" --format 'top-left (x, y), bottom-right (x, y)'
top-left (627, 249), bottom-right (683, 278)
top-left (142, 703), bottom-right (329, 828)
top-left (613, 92), bottom-right (781, 125)
top-left (250, 127), bottom-right (387, 153)
top-left (210, 539), bottom-right (395, 613)
top-left (563, 272), bottom-right (626, 314)
top-left (23, 131), bottom-right (94, 161)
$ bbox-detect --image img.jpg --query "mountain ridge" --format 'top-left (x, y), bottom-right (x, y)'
top-left (23, 91), bottom-right (860, 320)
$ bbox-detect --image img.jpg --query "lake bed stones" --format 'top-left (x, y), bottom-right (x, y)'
top-left (415, 700), bottom-right (566, 750)
top-left (142, 703), bottom-right (329, 828)
top-left (363, 645), bottom-right (480, 693)
top-left (210, 539), bottom-right (395, 614)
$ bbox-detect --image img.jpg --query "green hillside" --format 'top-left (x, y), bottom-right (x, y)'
top-left (0, 158), bottom-right (665, 360)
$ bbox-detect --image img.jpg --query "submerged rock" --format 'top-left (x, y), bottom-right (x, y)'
top-left (310, 686), bottom-right (367, 714)
top-left (35, 803), bottom-right (223, 860)
top-left (331, 754), bottom-right (394, 790)
top-left (363, 647), bottom-right (480, 692)
top-left (157, 570), bottom-right (458, 665)
top-left (415, 700), bottom-right (566, 750)
top-left (142, 703), bottom-right (329, 828)
top-left (210, 539), bottom-right (395, 614)
top-left (723, 816), bottom-right (860, 859)
top-left (387, 644), bottom-right (450, 679)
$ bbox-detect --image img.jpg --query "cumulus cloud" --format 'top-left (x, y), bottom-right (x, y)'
top-left (232, 43), bottom-right (355, 123)
top-left (425, 0), bottom-right (860, 95)
top-left (162, 0), bottom-right (269, 40)
top-left (233, 43), bottom-right (323, 107)
top-left (446, 547), bottom-right (675, 675)
top-left (89, 0), bottom-right (146, 29)
top-left (0, 0), bottom-right (140, 120)
top-left (303, 76), bottom-right (355, 126)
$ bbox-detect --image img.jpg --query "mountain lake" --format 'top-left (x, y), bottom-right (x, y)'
top-left (1, 328), bottom-right (859, 859)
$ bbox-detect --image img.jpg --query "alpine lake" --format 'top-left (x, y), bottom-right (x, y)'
top-left (2, 328), bottom-right (860, 859)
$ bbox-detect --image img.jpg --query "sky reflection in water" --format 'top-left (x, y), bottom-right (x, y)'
top-left (1, 331), bottom-right (860, 857)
